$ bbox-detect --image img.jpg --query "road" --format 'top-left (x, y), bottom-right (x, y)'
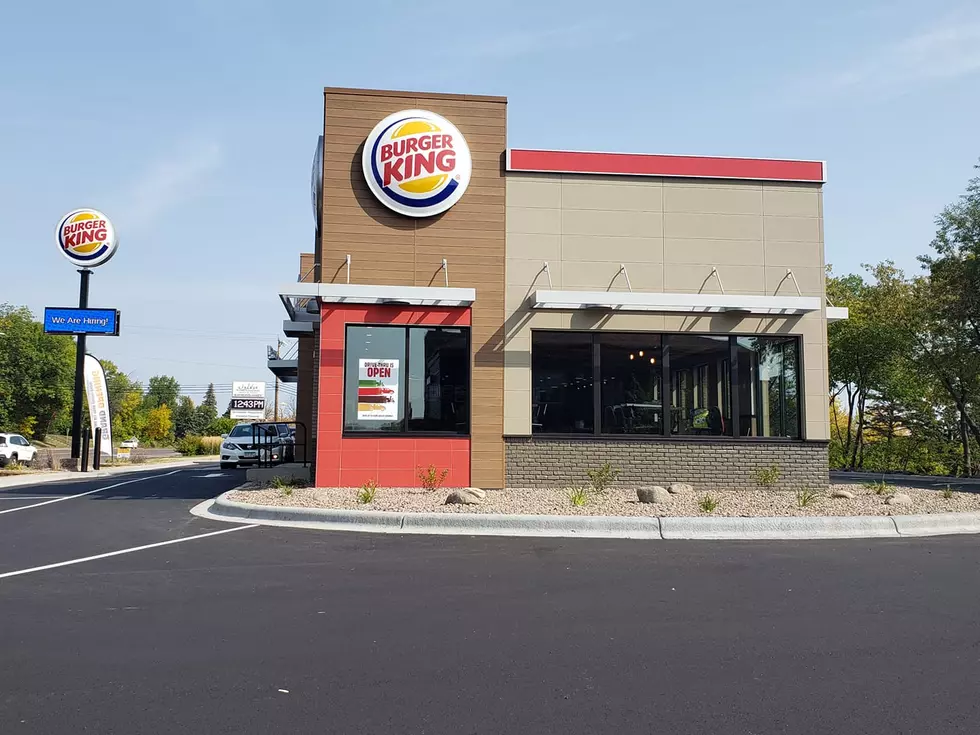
top-left (1, 469), bottom-right (979, 734)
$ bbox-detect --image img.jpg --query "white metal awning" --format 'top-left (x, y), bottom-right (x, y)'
top-left (530, 289), bottom-right (822, 316)
top-left (826, 306), bottom-right (849, 322)
top-left (279, 282), bottom-right (475, 319)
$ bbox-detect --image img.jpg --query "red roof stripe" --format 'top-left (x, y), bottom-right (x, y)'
top-left (507, 149), bottom-right (825, 183)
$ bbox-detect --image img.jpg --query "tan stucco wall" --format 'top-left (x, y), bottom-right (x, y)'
top-left (504, 174), bottom-right (829, 441)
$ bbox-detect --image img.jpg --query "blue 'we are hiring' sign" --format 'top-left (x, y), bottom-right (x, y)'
top-left (43, 307), bottom-right (120, 336)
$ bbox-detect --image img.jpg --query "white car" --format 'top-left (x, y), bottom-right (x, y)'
top-left (0, 433), bottom-right (38, 467)
top-left (120, 437), bottom-right (140, 449)
top-left (219, 424), bottom-right (281, 469)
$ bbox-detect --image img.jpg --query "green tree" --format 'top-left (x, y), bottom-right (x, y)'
top-left (0, 304), bottom-right (75, 437)
top-left (196, 383), bottom-right (218, 430)
top-left (145, 404), bottom-right (173, 442)
top-left (173, 396), bottom-right (203, 439)
top-left (143, 375), bottom-right (180, 411)
top-left (114, 390), bottom-right (148, 440)
top-left (205, 416), bottom-right (237, 436)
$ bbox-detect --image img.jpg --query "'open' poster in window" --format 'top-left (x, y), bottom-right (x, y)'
top-left (357, 359), bottom-right (399, 420)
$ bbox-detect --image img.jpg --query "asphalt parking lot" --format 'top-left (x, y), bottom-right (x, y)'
top-left (1, 468), bottom-right (979, 734)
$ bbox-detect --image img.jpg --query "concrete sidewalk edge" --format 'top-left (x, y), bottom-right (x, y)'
top-left (0, 458), bottom-right (220, 488)
top-left (196, 490), bottom-right (980, 540)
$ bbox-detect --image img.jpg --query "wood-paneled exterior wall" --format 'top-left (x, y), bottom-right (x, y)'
top-left (318, 87), bottom-right (508, 487)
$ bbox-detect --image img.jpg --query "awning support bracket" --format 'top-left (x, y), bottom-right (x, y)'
top-left (618, 264), bottom-right (633, 292)
top-left (542, 261), bottom-right (553, 289)
top-left (441, 258), bottom-right (449, 288)
top-left (345, 254), bottom-right (351, 284)
top-left (705, 267), bottom-right (726, 294)
top-left (782, 268), bottom-right (803, 297)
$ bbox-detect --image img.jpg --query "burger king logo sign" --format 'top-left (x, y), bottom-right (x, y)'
top-left (56, 208), bottom-right (118, 267)
top-left (362, 109), bottom-right (471, 218)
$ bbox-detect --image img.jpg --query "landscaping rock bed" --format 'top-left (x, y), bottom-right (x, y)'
top-left (229, 483), bottom-right (980, 517)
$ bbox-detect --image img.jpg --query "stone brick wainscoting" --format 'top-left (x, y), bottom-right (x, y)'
top-left (504, 438), bottom-right (830, 491)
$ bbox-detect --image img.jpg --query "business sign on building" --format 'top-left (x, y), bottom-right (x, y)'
top-left (43, 307), bottom-right (120, 336)
top-left (230, 381), bottom-right (266, 420)
top-left (362, 110), bottom-right (471, 218)
top-left (357, 359), bottom-right (399, 420)
top-left (56, 208), bottom-right (118, 267)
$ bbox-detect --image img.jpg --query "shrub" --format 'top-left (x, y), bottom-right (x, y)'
top-left (130, 449), bottom-right (148, 464)
top-left (358, 479), bottom-right (379, 504)
top-left (418, 464), bottom-right (449, 491)
top-left (566, 487), bottom-right (589, 507)
top-left (1, 461), bottom-right (26, 473)
top-left (175, 435), bottom-right (203, 456)
top-left (174, 435), bottom-right (223, 456)
top-left (754, 464), bottom-right (781, 488)
top-left (33, 449), bottom-right (55, 470)
top-left (587, 462), bottom-right (620, 493)
top-left (796, 488), bottom-right (820, 508)
top-left (698, 494), bottom-right (719, 513)
top-left (863, 480), bottom-right (891, 496)
top-left (942, 486), bottom-right (954, 500)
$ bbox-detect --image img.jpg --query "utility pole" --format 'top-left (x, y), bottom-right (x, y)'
top-left (273, 338), bottom-right (282, 421)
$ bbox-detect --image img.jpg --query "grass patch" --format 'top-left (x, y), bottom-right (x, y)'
top-left (942, 486), bottom-right (954, 500)
top-left (796, 488), bottom-right (820, 508)
top-left (358, 479), bottom-right (379, 504)
top-left (698, 494), bottom-right (719, 513)
top-left (566, 487), bottom-right (589, 507)
top-left (863, 480), bottom-right (892, 496)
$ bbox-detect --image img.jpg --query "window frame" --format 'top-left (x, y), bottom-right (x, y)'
top-left (342, 323), bottom-right (471, 438)
top-left (529, 330), bottom-right (806, 442)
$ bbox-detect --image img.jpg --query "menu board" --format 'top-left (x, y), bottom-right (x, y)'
top-left (357, 359), bottom-right (399, 420)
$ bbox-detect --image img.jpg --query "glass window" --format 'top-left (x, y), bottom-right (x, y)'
top-left (406, 327), bottom-right (469, 433)
top-left (668, 335), bottom-right (732, 436)
top-left (599, 334), bottom-right (663, 435)
top-left (532, 332), bottom-right (594, 434)
top-left (343, 325), bottom-right (470, 435)
top-left (345, 326), bottom-right (406, 433)
top-left (228, 425), bottom-right (253, 438)
top-left (735, 337), bottom-right (800, 438)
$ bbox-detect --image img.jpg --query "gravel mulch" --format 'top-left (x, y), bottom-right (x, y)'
top-left (228, 483), bottom-right (980, 517)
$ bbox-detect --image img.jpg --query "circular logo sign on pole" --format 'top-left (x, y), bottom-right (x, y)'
top-left (362, 109), bottom-right (472, 218)
top-left (56, 208), bottom-right (118, 267)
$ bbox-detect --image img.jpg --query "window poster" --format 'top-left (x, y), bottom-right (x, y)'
top-left (357, 359), bottom-right (399, 420)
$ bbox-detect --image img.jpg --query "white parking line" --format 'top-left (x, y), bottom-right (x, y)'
top-left (0, 524), bottom-right (258, 580)
top-left (0, 470), bottom-right (182, 516)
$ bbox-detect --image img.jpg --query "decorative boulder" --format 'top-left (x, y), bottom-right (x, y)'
top-left (445, 489), bottom-right (483, 505)
top-left (668, 483), bottom-right (693, 495)
top-left (637, 486), bottom-right (671, 504)
top-left (832, 489), bottom-right (856, 499)
top-left (462, 487), bottom-right (487, 499)
top-left (885, 493), bottom-right (913, 506)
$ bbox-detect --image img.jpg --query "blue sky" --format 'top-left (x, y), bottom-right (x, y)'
top-left (3, 0), bottom-right (978, 409)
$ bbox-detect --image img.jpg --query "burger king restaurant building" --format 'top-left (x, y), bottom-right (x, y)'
top-left (276, 87), bottom-right (844, 491)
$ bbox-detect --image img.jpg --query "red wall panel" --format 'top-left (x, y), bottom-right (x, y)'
top-left (315, 304), bottom-right (471, 488)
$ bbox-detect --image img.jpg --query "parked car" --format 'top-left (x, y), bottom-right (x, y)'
top-left (219, 423), bottom-right (282, 469)
top-left (120, 437), bottom-right (140, 449)
top-left (258, 422), bottom-right (295, 462)
top-left (0, 433), bottom-right (38, 467)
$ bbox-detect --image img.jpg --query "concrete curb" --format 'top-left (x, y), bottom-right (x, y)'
top-left (195, 490), bottom-right (980, 540)
top-left (0, 458), bottom-right (219, 489)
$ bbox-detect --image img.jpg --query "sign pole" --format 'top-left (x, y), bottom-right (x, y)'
top-left (69, 269), bottom-right (92, 462)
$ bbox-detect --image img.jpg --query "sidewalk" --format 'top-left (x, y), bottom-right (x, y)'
top-left (0, 457), bottom-right (220, 489)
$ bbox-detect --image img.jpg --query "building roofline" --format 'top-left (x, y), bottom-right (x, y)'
top-left (323, 86), bottom-right (507, 103)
